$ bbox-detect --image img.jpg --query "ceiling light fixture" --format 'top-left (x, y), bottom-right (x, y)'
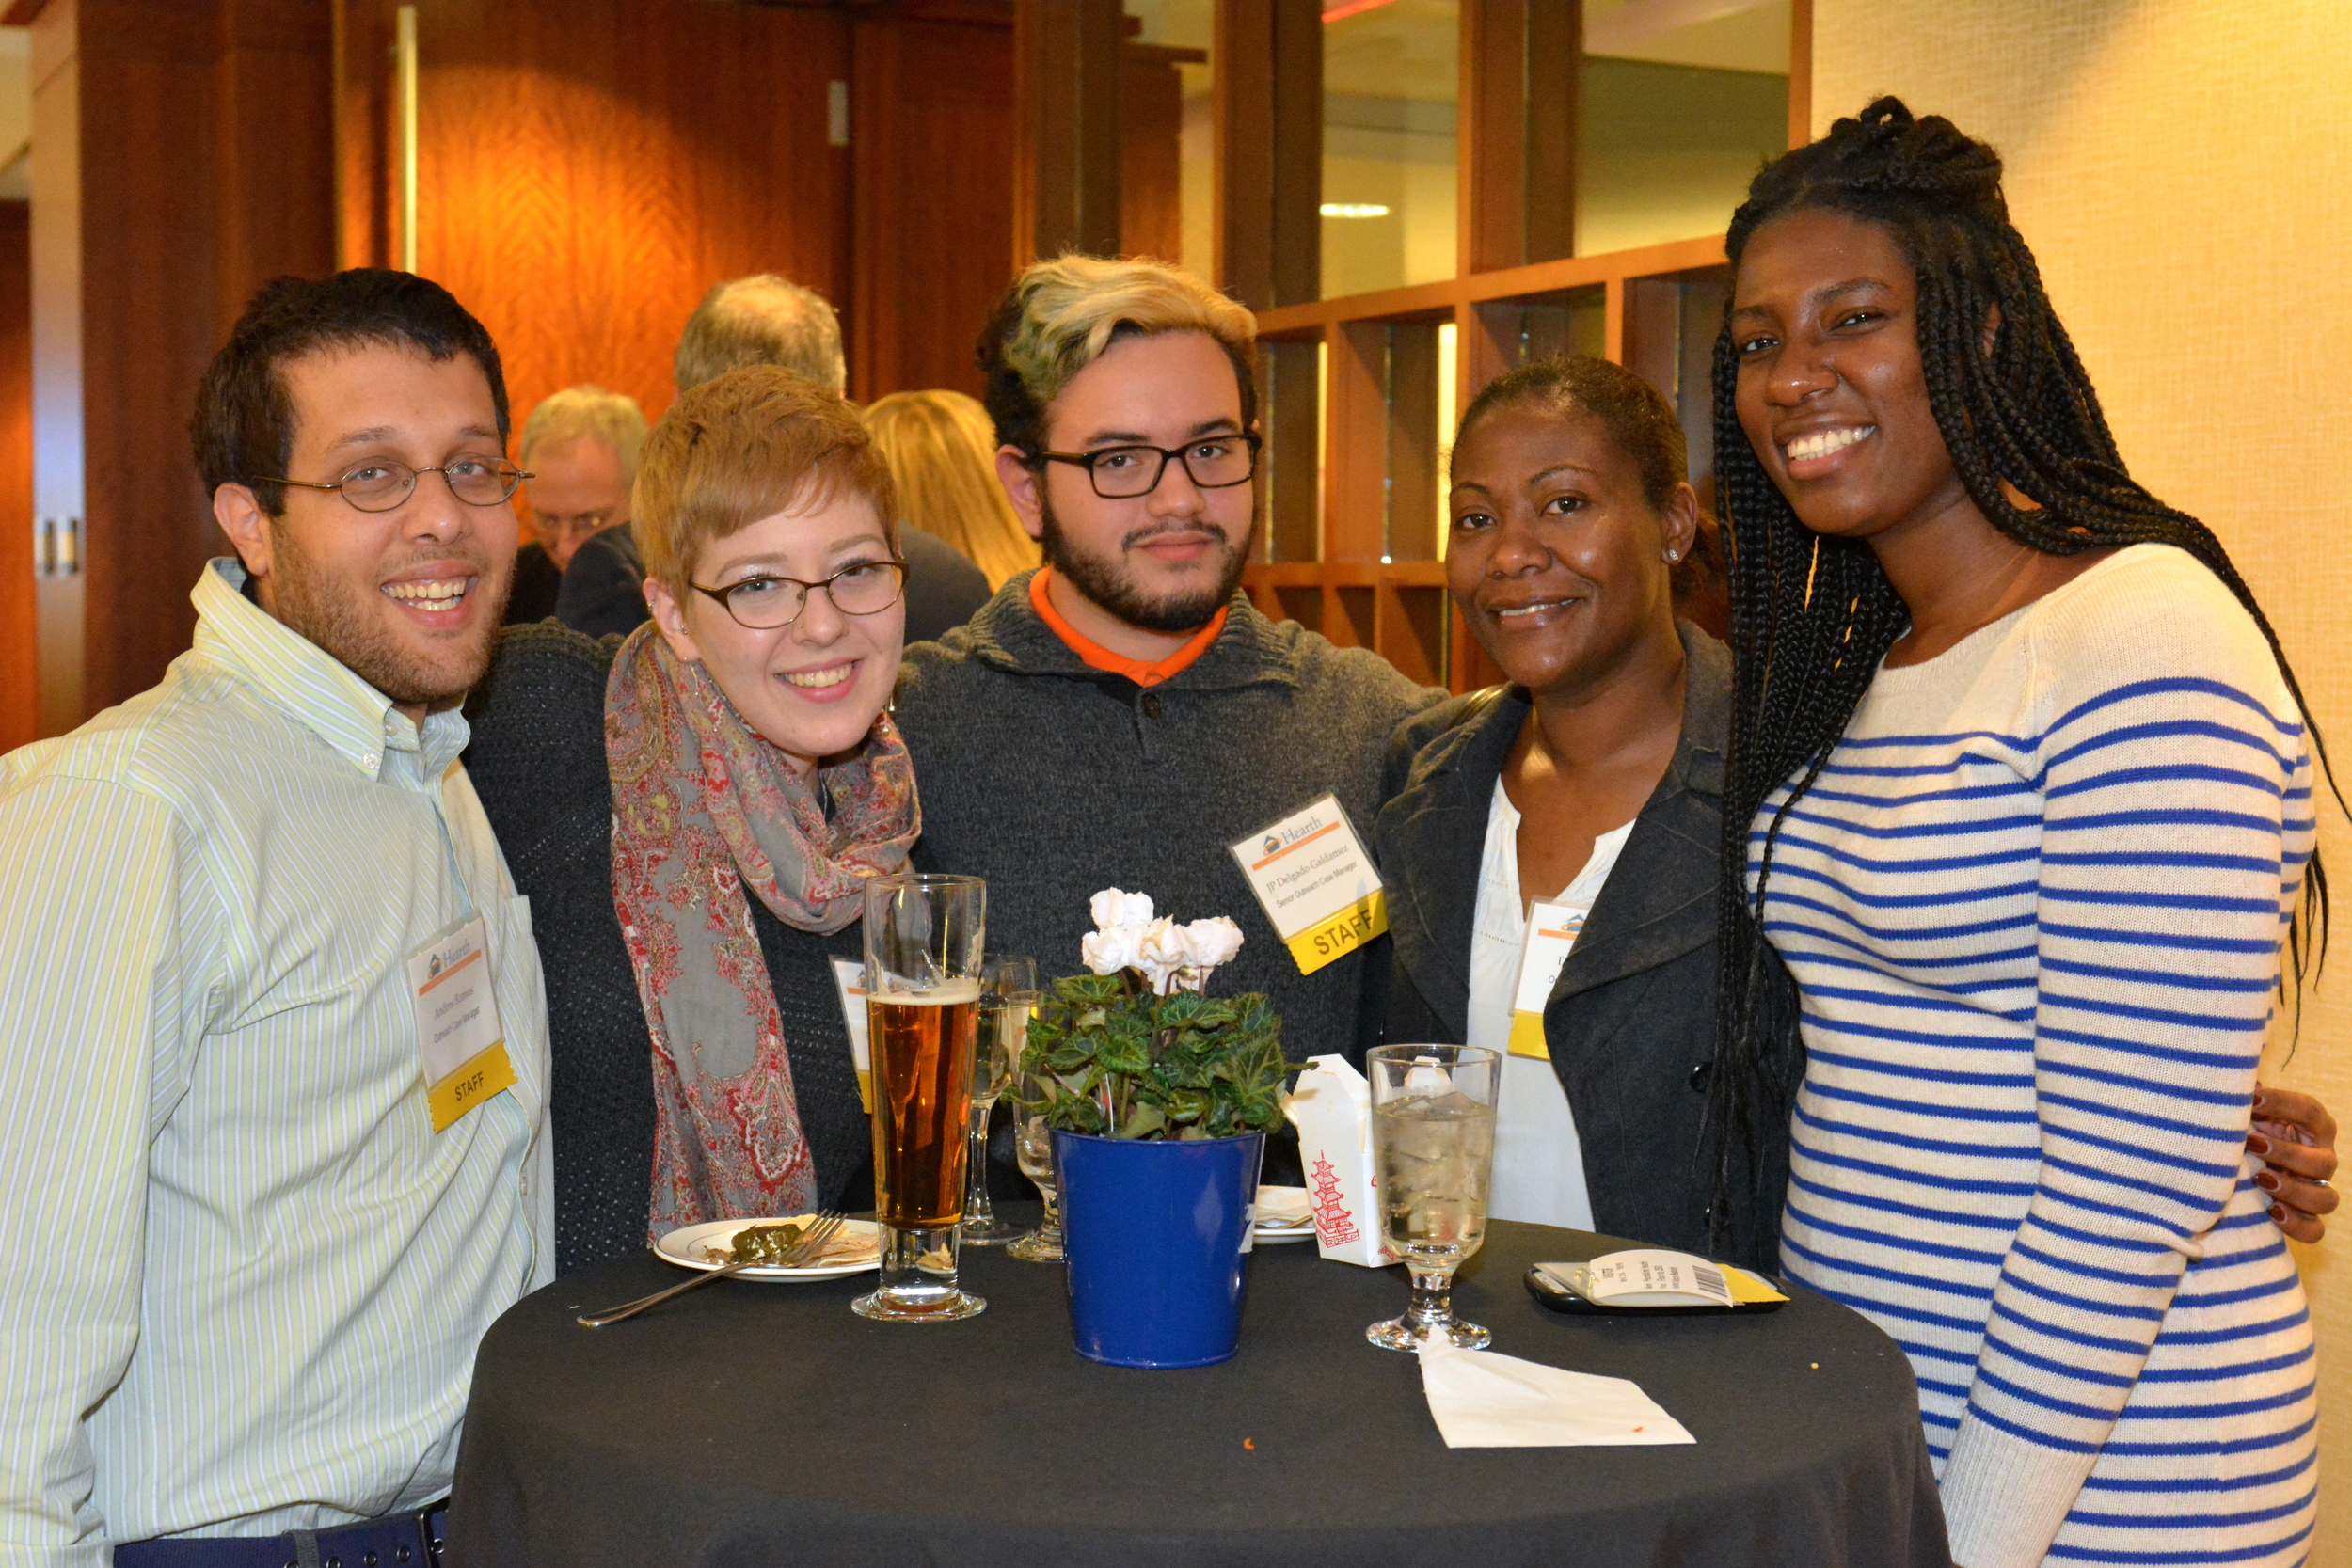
top-left (1320, 202), bottom-right (1391, 218)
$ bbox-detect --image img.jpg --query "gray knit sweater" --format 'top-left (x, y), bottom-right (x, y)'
top-left (893, 572), bottom-right (1445, 1063)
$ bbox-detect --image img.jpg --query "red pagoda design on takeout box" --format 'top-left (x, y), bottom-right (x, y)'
top-left (1309, 1154), bottom-right (1359, 1244)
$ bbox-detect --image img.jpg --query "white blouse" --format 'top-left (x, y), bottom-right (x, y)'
top-left (1464, 779), bottom-right (1633, 1228)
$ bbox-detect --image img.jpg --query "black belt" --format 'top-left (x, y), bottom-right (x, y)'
top-left (113, 1504), bottom-right (447, 1568)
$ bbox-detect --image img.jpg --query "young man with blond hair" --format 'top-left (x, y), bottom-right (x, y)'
top-left (507, 383), bottom-right (646, 623)
top-left (894, 255), bottom-right (1443, 1062)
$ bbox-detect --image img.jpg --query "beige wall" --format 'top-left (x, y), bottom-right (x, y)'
top-left (1814, 0), bottom-right (2352, 1554)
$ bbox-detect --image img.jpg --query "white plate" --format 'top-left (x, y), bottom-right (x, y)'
top-left (655, 1216), bottom-right (882, 1281)
top-left (1254, 1224), bottom-right (1319, 1244)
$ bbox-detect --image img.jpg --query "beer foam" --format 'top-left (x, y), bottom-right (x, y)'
top-left (865, 978), bottom-right (984, 1006)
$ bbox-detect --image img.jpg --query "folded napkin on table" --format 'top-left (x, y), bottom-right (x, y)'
top-left (1417, 1338), bottom-right (1694, 1448)
top-left (1255, 1186), bottom-right (1312, 1227)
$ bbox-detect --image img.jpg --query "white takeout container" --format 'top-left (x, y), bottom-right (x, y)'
top-left (1281, 1053), bottom-right (1398, 1267)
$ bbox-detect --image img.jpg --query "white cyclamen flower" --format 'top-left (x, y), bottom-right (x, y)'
top-left (1183, 917), bottom-right (1244, 971)
top-left (1081, 923), bottom-right (1145, 976)
top-left (1136, 919), bottom-right (1194, 992)
top-left (1089, 887), bottom-right (1156, 932)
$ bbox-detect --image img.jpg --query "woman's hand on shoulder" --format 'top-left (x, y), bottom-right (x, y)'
top-left (2251, 1085), bottom-right (2339, 1243)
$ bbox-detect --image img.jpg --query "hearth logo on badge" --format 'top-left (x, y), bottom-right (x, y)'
top-left (1263, 834), bottom-right (1282, 856)
top-left (427, 953), bottom-right (444, 981)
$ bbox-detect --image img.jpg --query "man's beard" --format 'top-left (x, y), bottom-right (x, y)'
top-left (263, 519), bottom-right (506, 709)
top-left (1036, 495), bottom-right (1254, 634)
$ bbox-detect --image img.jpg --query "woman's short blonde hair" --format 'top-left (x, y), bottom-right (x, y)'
top-left (977, 254), bottom-right (1259, 455)
top-left (634, 366), bottom-right (897, 594)
top-left (863, 389), bottom-right (1041, 590)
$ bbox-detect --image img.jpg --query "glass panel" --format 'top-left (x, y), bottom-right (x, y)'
top-left (1123, 1), bottom-right (1215, 278)
top-left (1322, 0), bottom-right (1459, 298)
top-left (1578, 0), bottom-right (1789, 256)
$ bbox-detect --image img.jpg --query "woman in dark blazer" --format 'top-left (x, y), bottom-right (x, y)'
top-left (1381, 620), bottom-right (1734, 1255)
top-left (1374, 356), bottom-right (2336, 1270)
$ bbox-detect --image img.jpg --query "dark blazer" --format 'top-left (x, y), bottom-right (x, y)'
top-left (1374, 623), bottom-right (1777, 1261)
top-left (463, 622), bottom-right (874, 1276)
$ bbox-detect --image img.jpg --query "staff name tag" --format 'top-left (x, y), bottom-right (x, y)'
top-left (1229, 793), bottom-right (1386, 976)
top-left (830, 957), bottom-right (875, 1113)
top-left (1506, 898), bottom-right (1589, 1061)
top-left (407, 914), bottom-right (518, 1132)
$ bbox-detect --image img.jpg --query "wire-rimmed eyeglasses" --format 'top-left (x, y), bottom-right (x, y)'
top-left (1036, 433), bottom-right (1262, 499)
top-left (254, 457), bottom-right (532, 514)
top-left (691, 559), bottom-right (911, 631)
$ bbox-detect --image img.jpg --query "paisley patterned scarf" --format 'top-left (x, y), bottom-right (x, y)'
top-left (606, 625), bottom-right (919, 1236)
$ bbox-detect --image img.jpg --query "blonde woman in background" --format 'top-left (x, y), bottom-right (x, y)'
top-left (866, 389), bottom-right (1042, 590)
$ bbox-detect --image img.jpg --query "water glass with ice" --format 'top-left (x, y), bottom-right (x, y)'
top-left (1363, 1044), bottom-right (1502, 1352)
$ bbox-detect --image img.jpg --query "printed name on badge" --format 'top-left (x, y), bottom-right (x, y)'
top-left (1228, 793), bottom-right (1387, 976)
top-left (406, 913), bottom-right (518, 1132)
top-left (1506, 899), bottom-right (1589, 1060)
top-left (829, 958), bottom-right (875, 1113)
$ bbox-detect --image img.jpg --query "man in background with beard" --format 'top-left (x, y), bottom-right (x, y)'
top-left (0, 270), bottom-right (550, 1567)
top-left (894, 256), bottom-right (1442, 1064)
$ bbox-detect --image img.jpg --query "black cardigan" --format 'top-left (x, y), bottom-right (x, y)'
top-left (1372, 623), bottom-right (1784, 1266)
top-left (463, 623), bottom-right (873, 1276)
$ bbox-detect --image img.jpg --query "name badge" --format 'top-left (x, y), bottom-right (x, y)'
top-left (407, 914), bottom-right (518, 1132)
top-left (830, 957), bottom-right (875, 1113)
top-left (1506, 898), bottom-right (1589, 1061)
top-left (1229, 793), bottom-right (1387, 976)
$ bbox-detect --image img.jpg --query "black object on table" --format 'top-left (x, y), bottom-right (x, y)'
top-left (447, 1212), bottom-right (1949, 1566)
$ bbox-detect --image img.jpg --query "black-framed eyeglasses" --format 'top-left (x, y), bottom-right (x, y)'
top-left (691, 559), bottom-right (911, 631)
top-left (1036, 433), bottom-right (1262, 499)
top-left (255, 458), bottom-right (532, 514)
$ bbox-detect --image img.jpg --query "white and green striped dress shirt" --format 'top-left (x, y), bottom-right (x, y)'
top-left (0, 560), bottom-right (552, 1562)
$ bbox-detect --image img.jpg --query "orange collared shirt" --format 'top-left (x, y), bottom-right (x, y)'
top-left (1027, 566), bottom-right (1228, 688)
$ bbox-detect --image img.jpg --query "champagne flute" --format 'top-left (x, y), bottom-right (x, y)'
top-left (853, 873), bottom-right (988, 1323)
top-left (1364, 1044), bottom-right (1502, 1352)
top-left (960, 954), bottom-right (1037, 1246)
top-left (1007, 1041), bottom-right (1065, 1263)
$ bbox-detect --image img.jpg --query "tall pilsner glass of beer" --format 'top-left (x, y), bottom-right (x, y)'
top-left (853, 873), bottom-right (989, 1323)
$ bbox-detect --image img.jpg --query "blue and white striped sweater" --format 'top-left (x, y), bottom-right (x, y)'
top-left (1753, 546), bottom-right (2316, 1568)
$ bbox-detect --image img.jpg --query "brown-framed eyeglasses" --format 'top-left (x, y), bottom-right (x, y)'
top-left (255, 457), bottom-right (532, 514)
top-left (690, 559), bottom-right (911, 631)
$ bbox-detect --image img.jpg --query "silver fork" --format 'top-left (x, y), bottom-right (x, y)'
top-left (577, 1212), bottom-right (849, 1328)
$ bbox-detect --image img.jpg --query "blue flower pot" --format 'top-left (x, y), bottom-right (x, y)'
top-left (1053, 1129), bottom-right (1264, 1369)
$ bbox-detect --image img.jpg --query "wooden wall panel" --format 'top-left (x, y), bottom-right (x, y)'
top-left (341, 0), bottom-right (853, 428)
top-left (850, 8), bottom-right (1016, 400)
top-left (0, 202), bottom-right (30, 753)
top-left (62, 0), bottom-right (334, 718)
top-left (1120, 48), bottom-right (1184, 265)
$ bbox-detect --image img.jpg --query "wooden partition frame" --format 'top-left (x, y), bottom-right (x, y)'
top-left (1236, 0), bottom-right (1808, 693)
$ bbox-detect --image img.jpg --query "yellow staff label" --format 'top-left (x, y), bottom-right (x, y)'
top-left (427, 1039), bottom-right (519, 1132)
top-left (1283, 891), bottom-right (1389, 976)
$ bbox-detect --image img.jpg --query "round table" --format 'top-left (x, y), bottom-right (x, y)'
top-left (447, 1211), bottom-right (1947, 1566)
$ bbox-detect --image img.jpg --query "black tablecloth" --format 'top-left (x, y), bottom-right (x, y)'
top-left (448, 1212), bottom-right (1948, 1566)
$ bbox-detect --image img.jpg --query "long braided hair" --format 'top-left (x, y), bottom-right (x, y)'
top-left (1703, 97), bottom-right (2334, 1250)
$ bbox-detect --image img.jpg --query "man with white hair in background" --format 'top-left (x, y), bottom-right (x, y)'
top-left (555, 274), bottom-right (992, 640)
top-left (505, 384), bottom-right (646, 624)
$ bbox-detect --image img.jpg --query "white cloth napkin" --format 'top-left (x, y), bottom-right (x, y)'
top-left (1254, 1185), bottom-right (1312, 1226)
top-left (1417, 1338), bottom-right (1695, 1448)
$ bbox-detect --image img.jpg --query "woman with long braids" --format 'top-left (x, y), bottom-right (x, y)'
top-left (1711, 98), bottom-right (2322, 1564)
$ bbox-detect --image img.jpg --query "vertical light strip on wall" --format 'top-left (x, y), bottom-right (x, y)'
top-left (396, 5), bottom-right (419, 273)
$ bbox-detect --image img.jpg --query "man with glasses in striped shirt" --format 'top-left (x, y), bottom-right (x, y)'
top-left (0, 269), bottom-right (551, 1568)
